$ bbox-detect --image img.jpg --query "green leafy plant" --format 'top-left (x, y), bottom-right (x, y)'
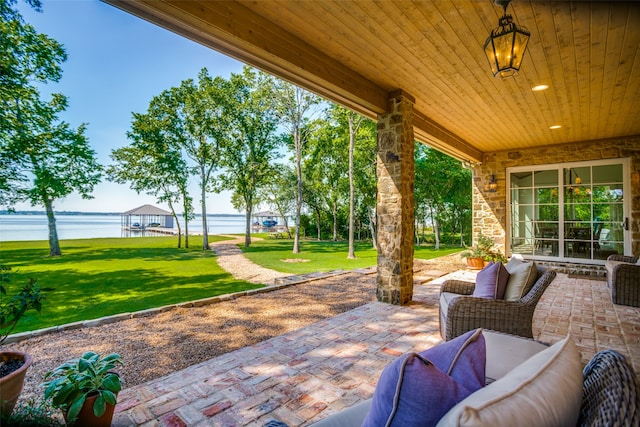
top-left (460, 233), bottom-right (507, 263)
top-left (42, 352), bottom-right (123, 424)
top-left (0, 265), bottom-right (51, 345)
top-left (0, 399), bottom-right (65, 427)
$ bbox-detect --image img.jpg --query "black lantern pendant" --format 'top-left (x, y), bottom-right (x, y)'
top-left (484, 0), bottom-right (530, 78)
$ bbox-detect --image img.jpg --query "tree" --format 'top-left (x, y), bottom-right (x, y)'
top-left (1, 1), bottom-right (101, 256)
top-left (326, 105), bottom-right (368, 257)
top-left (5, 96), bottom-right (101, 256)
top-left (108, 111), bottom-right (193, 248)
top-left (305, 116), bottom-right (348, 242)
top-left (260, 164), bottom-right (296, 238)
top-left (414, 144), bottom-right (471, 248)
top-left (1, 0), bottom-right (65, 206)
top-left (219, 68), bottom-right (280, 247)
top-left (351, 119), bottom-right (378, 248)
top-left (269, 80), bottom-right (322, 253)
top-left (155, 69), bottom-right (229, 250)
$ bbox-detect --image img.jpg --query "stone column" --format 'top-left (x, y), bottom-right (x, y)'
top-left (376, 91), bottom-right (415, 305)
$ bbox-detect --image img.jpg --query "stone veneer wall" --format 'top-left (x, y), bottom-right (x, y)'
top-left (473, 136), bottom-right (640, 257)
top-left (376, 92), bottom-right (415, 305)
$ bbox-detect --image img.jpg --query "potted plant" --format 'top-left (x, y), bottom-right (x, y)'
top-left (0, 266), bottom-right (50, 417)
top-left (42, 351), bottom-right (123, 427)
top-left (460, 233), bottom-right (507, 269)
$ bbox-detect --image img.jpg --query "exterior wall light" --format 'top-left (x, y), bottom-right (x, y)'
top-left (485, 175), bottom-right (498, 193)
top-left (484, 0), bottom-right (530, 78)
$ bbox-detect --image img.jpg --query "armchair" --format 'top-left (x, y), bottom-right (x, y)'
top-left (439, 266), bottom-right (556, 340)
top-left (605, 254), bottom-right (640, 307)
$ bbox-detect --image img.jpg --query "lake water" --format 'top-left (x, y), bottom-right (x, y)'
top-left (0, 213), bottom-right (248, 242)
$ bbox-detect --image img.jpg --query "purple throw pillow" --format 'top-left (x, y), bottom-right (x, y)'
top-left (361, 329), bottom-right (486, 427)
top-left (419, 328), bottom-right (486, 393)
top-left (473, 261), bottom-right (510, 299)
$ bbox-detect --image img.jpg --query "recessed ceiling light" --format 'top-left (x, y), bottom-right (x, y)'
top-left (549, 125), bottom-right (562, 129)
top-left (532, 84), bottom-right (549, 91)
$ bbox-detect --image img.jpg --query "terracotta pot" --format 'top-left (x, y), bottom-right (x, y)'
top-left (466, 257), bottom-right (485, 270)
top-left (0, 350), bottom-right (33, 417)
top-left (64, 393), bottom-right (117, 427)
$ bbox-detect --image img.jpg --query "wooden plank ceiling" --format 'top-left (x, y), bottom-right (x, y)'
top-left (105, 0), bottom-right (640, 163)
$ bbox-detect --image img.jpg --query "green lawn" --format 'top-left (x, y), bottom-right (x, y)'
top-left (0, 235), bottom-right (260, 334)
top-left (242, 238), bottom-right (463, 275)
top-left (0, 235), bottom-right (463, 335)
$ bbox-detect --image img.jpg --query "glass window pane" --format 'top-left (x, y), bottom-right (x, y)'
top-left (513, 205), bottom-right (534, 222)
top-left (511, 237), bottom-right (533, 255)
top-left (593, 185), bottom-right (624, 203)
top-left (564, 167), bottom-right (590, 186)
top-left (536, 187), bottom-right (558, 204)
top-left (573, 166), bottom-right (591, 184)
top-left (512, 188), bottom-right (533, 204)
top-left (512, 221), bottom-right (533, 239)
top-left (511, 171), bottom-right (532, 188)
top-left (593, 164), bottom-right (623, 183)
top-left (533, 170), bottom-right (558, 186)
top-left (565, 204), bottom-right (591, 221)
top-left (538, 205), bottom-right (558, 221)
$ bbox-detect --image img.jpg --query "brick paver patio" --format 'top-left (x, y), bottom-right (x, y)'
top-left (112, 271), bottom-right (640, 427)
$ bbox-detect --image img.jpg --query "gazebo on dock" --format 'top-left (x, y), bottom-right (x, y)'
top-left (252, 210), bottom-right (289, 231)
top-left (121, 204), bottom-right (173, 230)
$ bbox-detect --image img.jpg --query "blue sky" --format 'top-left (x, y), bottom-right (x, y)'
top-left (15, 0), bottom-right (246, 213)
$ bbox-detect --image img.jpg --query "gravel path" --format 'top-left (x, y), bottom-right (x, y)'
top-left (6, 238), bottom-right (464, 409)
top-left (211, 235), bottom-right (290, 284)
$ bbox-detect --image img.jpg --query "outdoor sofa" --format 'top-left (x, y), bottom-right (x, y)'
top-left (265, 329), bottom-right (639, 427)
top-left (606, 254), bottom-right (640, 307)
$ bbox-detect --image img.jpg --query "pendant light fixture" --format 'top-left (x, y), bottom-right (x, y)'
top-left (484, 0), bottom-right (530, 78)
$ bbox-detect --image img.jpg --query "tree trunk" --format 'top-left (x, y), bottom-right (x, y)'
top-left (276, 206), bottom-right (291, 239)
top-left (347, 116), bottom-right (356, 259)
top-left (244, 203), bottom-right (252, 248)
top-left (316, 207), bottom-right (321, 241)
top-left (167, 199), bottom-right (182, 249)
top-left (44, 199), bottom-right (61, 256)
top-left (368, 208), bottom-right (378, 250)
top-left (200, 164), bottom-right (209, 250)
top-left (293, 126), bottom-right (302, 254)
top-left (283, 218), bottom-right (291, 238)
top-left (183, 198), bottom-right (190, 249)
top-left (332, 201), bottom-right (338, 242)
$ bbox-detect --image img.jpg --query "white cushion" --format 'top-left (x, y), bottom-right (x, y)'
top-left (436, 335), bottom-right (583, 427)
top-left (503, 259), bottom-right (537, 301)
top-left (482, 331), bottom-right (548, 383)
top-left (440, 292), bottom-right (461, 314)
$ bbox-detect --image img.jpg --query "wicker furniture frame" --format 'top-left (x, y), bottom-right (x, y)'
top-left (579, 349), bottom-right (640, 426)
top-left (439, 266), bottom-right (557, 340)
top-left (606, 254), bottom-right (640, 308)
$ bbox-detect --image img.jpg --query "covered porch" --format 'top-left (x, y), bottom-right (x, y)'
top-left (95, 1), bottom-right (640, 424)
top-left (111, 271), bottom-right (640, 426)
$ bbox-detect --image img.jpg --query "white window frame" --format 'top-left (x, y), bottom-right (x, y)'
top-left (506, 158), bottom-right (631, 263)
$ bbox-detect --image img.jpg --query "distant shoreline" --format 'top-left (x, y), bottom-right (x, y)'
top-left (0, 210), bottom-right (244, 217)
